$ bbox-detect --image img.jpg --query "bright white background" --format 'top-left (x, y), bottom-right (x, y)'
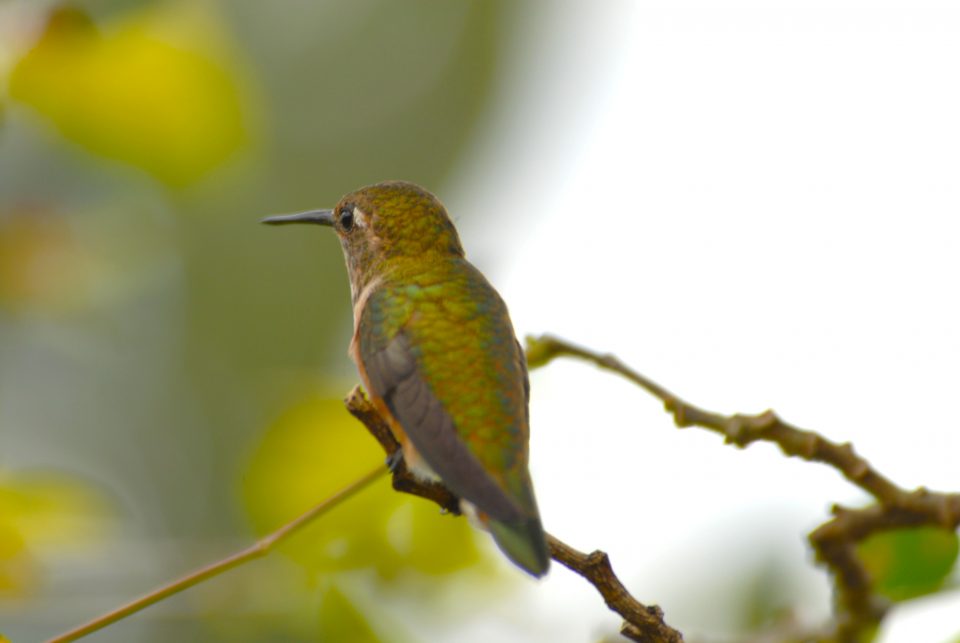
top-left (445, 2), bottom-right (960, 641)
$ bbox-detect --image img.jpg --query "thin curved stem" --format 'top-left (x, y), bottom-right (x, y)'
top-left (46, 464), bottom-right (387, 643)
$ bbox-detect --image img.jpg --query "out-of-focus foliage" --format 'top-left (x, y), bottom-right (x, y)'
top-left (0, 469), bottom-right (109, 597)
top-left (736, 557), bottom-right (796, 632)
top-left (857, 527), bottom-right (959, 602)
top-left (0, 521), bottom-right (32, 597)
top-left (9, 3), bottom-right (248, 186)
top-left (0, 0), bottom-right (513, 639)
top-left (240, 393), bottom-right (494, 641)
top-left (317, 586), bottom-right (385, 643)
top-left (0, 203), bottom-right (175, 314)
top-left (0, 207), bottom-right (88, 313)
top-left (243, 394), bottom-right (483, 579)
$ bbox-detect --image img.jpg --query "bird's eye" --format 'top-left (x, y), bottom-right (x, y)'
top-left (339, 207), bottom-right (354, 231)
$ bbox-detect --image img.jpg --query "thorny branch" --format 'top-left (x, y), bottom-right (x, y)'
top-left (525, 334), bottom-right (960, 643)
top-left (345, 387), bottom-right (684, 643)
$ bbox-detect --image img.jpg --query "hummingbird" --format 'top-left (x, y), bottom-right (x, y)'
top-left (263, 181), bottom-right (550, 577)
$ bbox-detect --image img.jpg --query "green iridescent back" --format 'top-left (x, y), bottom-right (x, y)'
top-left (358, 258), bottom-right (535, 510)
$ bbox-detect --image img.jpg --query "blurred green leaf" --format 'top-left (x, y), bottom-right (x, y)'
top-left (317, 586), bottom-right (383, 643)
top-left (9, 3), bottom-right (249, 185)
top-left (243, 393), bottom-right (483, 580)
top-left (858, 526), bottom-right (959, 602)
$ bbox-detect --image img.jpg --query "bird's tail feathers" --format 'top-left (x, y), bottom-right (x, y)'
top-left (488, 515), bottom-right (550, 578)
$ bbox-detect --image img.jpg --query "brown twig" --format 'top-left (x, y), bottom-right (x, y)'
top-left (45, 464), bottom-right (387, 643)
top-left (547, 534), bottom-right (681, 643)
top-left (525, 334), bottom-right (960, 643)
top-left (345, 387), bottom-right (461, 514)
top-left (344, 386), bottom-right (684, 643)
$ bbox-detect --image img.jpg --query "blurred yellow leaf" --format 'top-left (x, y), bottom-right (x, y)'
top-left (0, 520), bottom-right (37, 596)
top-left (390, 500), bottom-right (486, 576)
top-left (317, 586), bottom-right (383, 643)
top-left (0, 469), bottom-right (110, 597)
top-left (243, 393), bottom-right (482, 581)
top-left (9, 3), bottom-right (248, 185)
top-left (0, 471), bottom-right (109, 549)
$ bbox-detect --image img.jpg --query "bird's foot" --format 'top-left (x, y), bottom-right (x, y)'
top-left (385, 450), bottom-right (404, 473)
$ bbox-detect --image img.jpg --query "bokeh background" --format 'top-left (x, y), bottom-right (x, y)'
top-left (2, 1), bottom-right (960, 641)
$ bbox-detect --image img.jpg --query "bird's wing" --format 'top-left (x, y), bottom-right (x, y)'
top-left (357, 283), bottom-right (527, 524)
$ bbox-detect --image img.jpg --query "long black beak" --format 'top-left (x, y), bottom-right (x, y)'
top-left (261, 209), bottom-right (335, 226)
